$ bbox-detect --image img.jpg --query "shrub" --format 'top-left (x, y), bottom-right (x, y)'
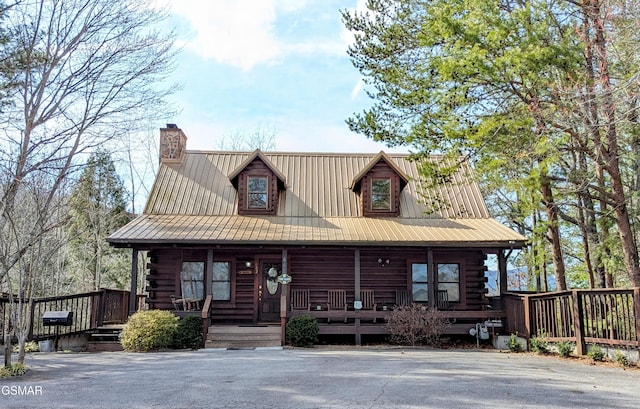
top-left (13, 341), bottom-right (39, 353)
top-left (386, 304), bottom-right (449, 347)
top-left (613, 351), bottom-right (629, 367)
top-left (173, 316), bottom-right (204, 350)
top-left (587, 344), bottom-right (605, 362)
top-left (286, 315), bottom-right (319, 347)
top-left (0, 363), bottom-right (28, 378)
top-left (556, 341), bottom-right (573, 357)
top-left (508, 333), bottom-right (523, 352)
top-left (121, 310), bottom-right (178, 352)
top-left (529, 332), bottom-right (549, 354)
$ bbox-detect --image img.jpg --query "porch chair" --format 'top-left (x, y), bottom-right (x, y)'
top-left (290, 289), bottom-right (311, 311)
top-left (327, 289), bottom-right (348, 323)
top-left (360, 289), bottom-right (377, 323)
top-left (436, 289), bottom-right (450, 310)
top-left (170, 295), bottom-right (184, 311)
top-left (395, 289), bottom-right (412, 307)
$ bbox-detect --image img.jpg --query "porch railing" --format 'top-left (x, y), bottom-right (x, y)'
top-left (504, 288), bottom-right (640, 355)
top-left (0, 289), bottom-right (144, 341)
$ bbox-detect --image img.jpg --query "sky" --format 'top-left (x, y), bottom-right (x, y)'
top-left (159, 0), bottom-right (409, 153)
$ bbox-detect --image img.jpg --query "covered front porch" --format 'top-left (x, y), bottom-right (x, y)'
top-left (288, 307), bottom-right (506, 345)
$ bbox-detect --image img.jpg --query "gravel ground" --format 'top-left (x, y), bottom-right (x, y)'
top-left (1, 347), bottom-right (639, 409)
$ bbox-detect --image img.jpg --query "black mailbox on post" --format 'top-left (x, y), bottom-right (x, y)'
top-left (42, 311), bottom-right (73, 351)
top-left (42, 311), bottom-right (73, 326)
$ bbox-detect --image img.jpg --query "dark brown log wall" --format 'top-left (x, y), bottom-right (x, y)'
top-left (145, 248), bottom-right (207, 310)
top-left (289, 249), bottom-right (356, 308)
top-left (143, 246), bottom-right (492, 321)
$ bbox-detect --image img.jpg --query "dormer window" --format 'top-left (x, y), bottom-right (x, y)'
top-left (371, 178), bottom-right (391, 211)
top-left (229, 150), bottom-right (286, 216)
top-left (351, 152), bottom-right (408, 218)
top-left (248, 176), bottom-right (268, 209)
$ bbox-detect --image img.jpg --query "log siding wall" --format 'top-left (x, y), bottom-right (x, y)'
top-left (144, 246), bottom-right (493, 321)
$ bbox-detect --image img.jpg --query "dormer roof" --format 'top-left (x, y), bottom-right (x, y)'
top-left (228, 149), bottom-right (286, 190)
top-left (350, 151), bottom-right (409, 193)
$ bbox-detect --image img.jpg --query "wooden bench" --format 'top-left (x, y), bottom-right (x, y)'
top-left (327, 289), bottom-right (347, 323)
top-left (290, 289), bottom-right (310, 311)
top-left (395, 289), bottom-right (411, 307)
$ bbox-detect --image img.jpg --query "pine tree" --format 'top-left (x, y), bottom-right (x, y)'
top-left (69, 150), bottom-right (131, 290)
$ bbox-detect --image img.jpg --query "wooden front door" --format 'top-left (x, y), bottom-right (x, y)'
top-left (258, 260), bottom-right (282, 322)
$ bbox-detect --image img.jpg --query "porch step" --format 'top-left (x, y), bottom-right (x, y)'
top-left (206, 325), bottom-right (282, 349)
top-left (87, 325), bottom-right (124, 352)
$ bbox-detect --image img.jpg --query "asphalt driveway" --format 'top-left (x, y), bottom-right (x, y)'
top-left (1, 347), bottom-right (639, 409)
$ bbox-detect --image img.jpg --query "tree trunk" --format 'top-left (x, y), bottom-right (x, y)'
top-left (589, 0), bottom-right (640, 286)
top-left (540, 170), bottom-right (567, 290)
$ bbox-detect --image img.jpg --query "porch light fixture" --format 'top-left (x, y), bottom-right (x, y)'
top-left (377, 258), bottom-right (390, 266)
top-left (245, 261), bottom-right (253, 268)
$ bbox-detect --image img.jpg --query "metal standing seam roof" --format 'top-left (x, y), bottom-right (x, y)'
top-left (108, 151), bottom-right (526, 247)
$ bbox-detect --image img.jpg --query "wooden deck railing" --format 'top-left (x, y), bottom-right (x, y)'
top-left (504, 288), bottom-right (640, 355)
top-left (0, 289), bottom-right (144, 341)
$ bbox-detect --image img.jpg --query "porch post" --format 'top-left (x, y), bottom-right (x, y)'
top-left (355, 249), bottom-right (361, 346)
top-left (427, 249), bottom-right (435, 308)
top-left (498, 250), bottom-right (508, 310)
top-left (280, 249), bottom-right (288, 346)
top-left (206, 249), bottom-right (214, 296)
top-left (355, 249), bottom-right (361, 299)
top-left (572, 290), bottom-right (586, 356)
top-left (129, 248), bottom-right (139, 316)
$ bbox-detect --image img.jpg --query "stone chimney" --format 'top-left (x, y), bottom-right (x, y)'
top-left (159, 124), bottom-right (187, 163)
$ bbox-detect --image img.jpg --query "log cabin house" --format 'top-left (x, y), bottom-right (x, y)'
top-left (108, 125), bottom-right (526, 346)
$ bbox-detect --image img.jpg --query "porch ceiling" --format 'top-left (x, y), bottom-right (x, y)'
top-left (107, 215), bottom-right (526, 247)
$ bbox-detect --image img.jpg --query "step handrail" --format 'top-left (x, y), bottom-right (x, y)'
top-left (200, 295), bottom-right (213, 347)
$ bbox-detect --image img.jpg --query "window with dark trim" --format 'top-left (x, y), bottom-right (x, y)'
top-left (211, 261), bottom-right (231, 301)
top-left (247, 176), bottom-right (268, 209)
top-left (371, 178), bottom-right (391, 210)
top-left (181, 262), bottom-right (205, 300)
top-left (411, 263), bottom-right (428, 302)
top-left (437, 263), bottom-right (460, 302)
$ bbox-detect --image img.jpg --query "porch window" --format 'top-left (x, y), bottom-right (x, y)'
top-left (212, 261), bottom-right (231, 301)
top-left (181, 262), bottom-right (205, 300)
top-left (371, 178), bottom-right (391, 210)
top-left (437, 263), bottom-right (460, 302)
top-left (411, 263), bottom-right (428, 302)
top-left (248, 176), bottom-right (268, 209)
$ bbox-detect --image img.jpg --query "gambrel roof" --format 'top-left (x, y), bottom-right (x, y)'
top-left (108, 150), bottom-right (525, 247)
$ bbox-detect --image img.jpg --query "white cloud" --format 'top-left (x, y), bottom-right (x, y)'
top-left (168, 0), bottom-right (282, 71)
top-left (167, 0), bottom-right (354, 71)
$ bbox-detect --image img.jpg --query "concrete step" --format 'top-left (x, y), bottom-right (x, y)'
top-left (206, 325), bottom-right (281, 349)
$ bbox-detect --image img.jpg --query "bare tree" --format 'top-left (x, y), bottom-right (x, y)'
top-left (0, 0), bottom-right (177, 363)
top-left (217, 125), bottom-right (277, 151)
